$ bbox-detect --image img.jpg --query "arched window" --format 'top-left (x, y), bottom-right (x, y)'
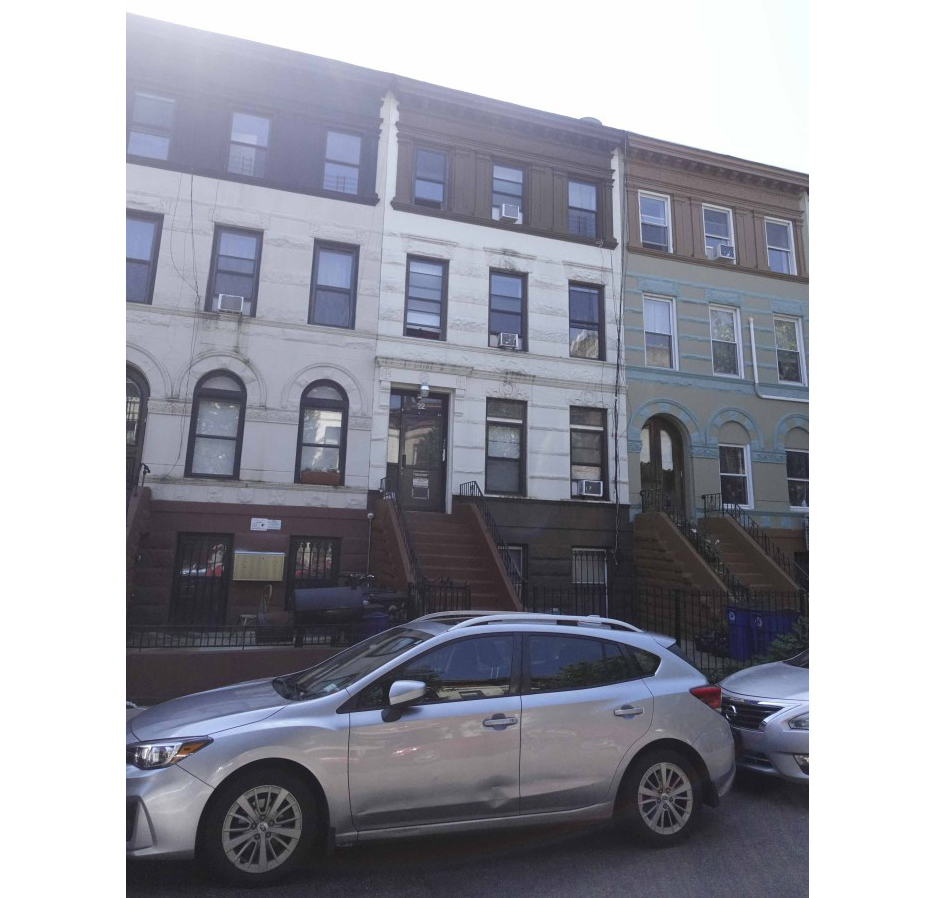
top-left (185, 372), bottom-right (246, 479)
top-left (296, 381), bottom-right (348, 485)
top-left (127, 366), bottom-right (149, 498)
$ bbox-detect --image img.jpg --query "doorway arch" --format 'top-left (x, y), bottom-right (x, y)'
top-left (639, 415), bottom-right (686, 514)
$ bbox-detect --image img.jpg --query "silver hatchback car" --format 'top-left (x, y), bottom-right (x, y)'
top-left (127, 612), bottom-right (736, 885)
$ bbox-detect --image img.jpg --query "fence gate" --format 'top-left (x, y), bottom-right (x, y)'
top-left (169, 533), bottom-right (232, 625)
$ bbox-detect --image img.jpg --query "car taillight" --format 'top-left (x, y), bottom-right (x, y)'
top-left (690, 685), bottom-right (721, 710)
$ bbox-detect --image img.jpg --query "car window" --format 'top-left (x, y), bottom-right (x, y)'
top-left (525, 635), bottom-right (640, 694)
top-left (627, 646), bottom-right (661, 676)
top-left (354, 634), bottom-right (514, 710)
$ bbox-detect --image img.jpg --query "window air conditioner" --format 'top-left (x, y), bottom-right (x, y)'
top-left (706, 244), bottom-right (736, 261)
top-left (499, 203), bottom-right (521, 223)
top-left (577, 479), bottom-right (603, 498)
top-left (498, 332), bottom-right (519, 349)
top-left (217, 294), bottom-right (245, 313)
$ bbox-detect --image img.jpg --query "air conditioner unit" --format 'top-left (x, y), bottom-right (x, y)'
top-left (499, 203), bottom-right (521, 223)
top-left (498, 332), bottom-right (519, 349)
top-left (706, 244), bottom-right (736, 261)
top-left (577, 480), bottom-right (603, 498)
top-left (217, 294), bottom-right (245, 313)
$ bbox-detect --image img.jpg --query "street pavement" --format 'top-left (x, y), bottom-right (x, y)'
top-left (127, 770), bottom-right (807, 898)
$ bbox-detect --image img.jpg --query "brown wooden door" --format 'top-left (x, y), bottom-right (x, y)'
top-left (639, 417), bottom-right (684, 513)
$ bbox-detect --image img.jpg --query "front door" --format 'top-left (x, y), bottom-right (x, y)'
top-left (386, 390), bottom-right (448, 512)
top-left (639, 416), bottom-right (685, 514)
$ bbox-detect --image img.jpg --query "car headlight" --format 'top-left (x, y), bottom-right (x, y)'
top-left (788, 713), bottom-right (809, 730)
top-left (127, 738), bottom-right (213, 770)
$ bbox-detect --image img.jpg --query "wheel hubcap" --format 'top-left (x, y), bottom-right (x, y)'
top-left (221, 784), bottom-right (303, 874)
top-left (637, 761), bottom-right (693, 835)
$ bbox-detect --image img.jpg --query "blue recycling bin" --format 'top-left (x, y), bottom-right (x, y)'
top-left (725, 607), bottom-right (754, 661)
top-left (750, 610), bottom-right (799, 655)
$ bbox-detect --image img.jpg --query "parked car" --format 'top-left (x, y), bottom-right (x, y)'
top-left (127, 612), bottom-right (736, 885)
top-left (719, 649), bottom-right (809, 784)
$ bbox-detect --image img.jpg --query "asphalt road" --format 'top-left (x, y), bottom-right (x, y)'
top-left (127, 770), bottom-right (808, 898)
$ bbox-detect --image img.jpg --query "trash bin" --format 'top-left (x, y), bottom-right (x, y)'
top-left (355, 612), bottom-right (392, 642)
top-left (725, 606), bottom-right (754, 661)
top-left (750, 610), bottom-right (799, 655)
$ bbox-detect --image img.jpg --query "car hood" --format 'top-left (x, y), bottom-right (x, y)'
top-left (128, 678), bottom-right (288, 742)
top-left (720, 660), bottom-right (809, 702)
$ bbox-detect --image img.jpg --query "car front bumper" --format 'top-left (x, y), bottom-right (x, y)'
top-left (724, 706), bottom-right (808, 784)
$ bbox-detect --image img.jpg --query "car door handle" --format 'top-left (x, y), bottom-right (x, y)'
top-left (483, 715), bottom-right (518, 728)
top-left (614, 705), bottom-right (644, 718)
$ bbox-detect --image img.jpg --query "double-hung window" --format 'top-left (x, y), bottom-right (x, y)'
top-left (786, 450), bottom-right (809, 509)
top-left (207, 227), bottom-right (262, 316)
top-left (486, 399), bottom-right (525, 495)
top-left (569, 283), bottom-right (602, 359)
top-left (126, 211), bottom-right (163, 304)
top-left (703, 205), bottom-right (735, 259)
top-left (710, 306), bottom-right (741, 377)
top-left (405, 257), bottom-right (446, 340)
top-left (186, 372), bottom-right (246, 479)
top-left (309, 243), bottom-right (359, 328)
top-left (414, 148), bottom-right (447, 209)
top-left (127, 91), bottom-right (174, 160)
top-left (568, 180), bottom-right (597, 237)
top-left (492, 164), bottom-right (524, 222)
top-left (570, 407), bottom-right (606, 498)
top-left (775, 317), bottom-right (806, 384)
top-left (228, 112), bottom-right (270, 179)
top-left (323, 131), bottom-right (362, 195)
top-left (296, 382), bottom-right (348, 485)
top-left (639, 192), bottom-right (672, 251)
top-left (719, 444), bottom-right (752, 508)
top-left (489, 271), bottom-right (526, 349)
top-left (643, 295), bottom-right (676, 368)
top-left (765, 218), bottom-right (796, 274)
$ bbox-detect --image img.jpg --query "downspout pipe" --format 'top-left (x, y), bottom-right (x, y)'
top-left (748, 317), bottom-right (809, 403)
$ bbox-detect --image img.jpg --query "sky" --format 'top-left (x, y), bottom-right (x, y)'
top-left (124, 0), bottom-right (809, 173)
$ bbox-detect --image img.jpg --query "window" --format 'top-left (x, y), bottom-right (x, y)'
top-left (126, 212), bottom-right (163, 304)
top-left (492, 164), bottom-right (524, 222)
top-left (572, 548), bottom-right (608, 616)
top-left (710, 306), bottom-right (741, 377)
top-left (228, 112), bottom-right (270, 178)
top-left (775, 317), bottom-right (806, 383)
top-left (296, 381), bottom-right (348, 485)
top-left (526, 636), bottom-right (638, 694)
top-left (489, 271), bottom-right (526, 349)
top-left (486, 399), bottom-right (525, 495)
top-left (170, 533), bottom-right (232, 625)
top-left (127, 366), bottom-right (149, 499)
top-left (570, 407), bottom-right (606, 497)
top-left (719, 444), bottom-right (751, 507)
top-left (290, 537), bottom-right (340, 589)
top-left (186, 373), bottom-right (246, 479)
top-left (639, 192), bottom-right (672, 251)
top-left (703, 205), bottom-right (734, 258)
top-left (323, 131), bottom-right (362, 194)
top-left (765, 218), bottom-right (796, 274)
top-left (405, 257), bottom-right (447, 340)
top-left (207, 227), bottom-right (262, 315)
top-left (309, 243), bottom-right (359, 328)
top-left (569, 284), bottom-right (603, 359)
top-left (786, 450), bottom-right (809, 509)
top-left (127, 91), bottom-right (174, 160)
top-left (414, 148), bottom-right (447, 209)
top-left (643, 295), bottom-right (675, 368)
top-left (505, 545), bottom-right (526, 602)
top-left (568, 180), bottom-right (597, 237)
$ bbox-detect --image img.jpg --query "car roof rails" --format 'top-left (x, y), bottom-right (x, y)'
top-left (412, 611), bottom-right (642, 633)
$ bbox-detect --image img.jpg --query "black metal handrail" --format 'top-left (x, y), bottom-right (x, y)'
top-left (379, 477), bottom-right (425, 584)
top-left (458, 481), bottom-right (526, 599)
top-left (640, 488), bottom-right (750, 600)
top-left (702, 493), bottom-right (809, 590)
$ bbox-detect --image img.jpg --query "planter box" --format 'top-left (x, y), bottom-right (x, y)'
top-left (300, 470), bottom-right (341, 486)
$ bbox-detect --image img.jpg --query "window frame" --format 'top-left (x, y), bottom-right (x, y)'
top-left (404, 256), bottom-right (448, 341)
top-left (786, 449), bottom-right (809, 511)
top-left (702, 204), bottom-right (735, 259)
top-left (185, 371), bottom-right (247, 480)
top-left (638, 190), bottom-right (673, 252)
top-left (569, 407), bottom-right (607, 499)
top-left (309, 241), bottom-right (360, 329)
top-left (709, 305), bottom-right (742, 378)
top-left (295, 381), bottom-right (349, 486)
top-left (774, 315), bottom-right (807, 385)
top-left (765, 217), bottom-right (796, 275)
top-left (322, 129), bottom-right (363, 196)
top-left (485, 399), bottom-right (527, 497)
top-left (642, 294), bottom-right (677, 369)
top-left (568, 178), bottom-right (598, 238)
top-left (568, 282), bottom-right (604, 360)
top-left (206, 225), bottom-right (263, 317)
top-left (227, 110), bottom-right (271, 180)
top-left (488, 269), bottom-right (528, 351)
top-left (126, 210), bottom-right (163, 305)
top-left (492, 162), bottom-right (525, 223)
top-left (413, 147), bottom-right (448, 210)
top-left (127, 90), bottom-right (175, 161)
top-left (718, 443), bottom-right (753, 509)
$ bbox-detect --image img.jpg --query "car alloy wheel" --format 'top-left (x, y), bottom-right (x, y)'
top-left (637, 760), bottom-right (694, 836)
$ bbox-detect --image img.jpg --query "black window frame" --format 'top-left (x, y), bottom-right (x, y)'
top-left (206, 225), bottom-right (263, 317)
top-left (488, 270), bottom-right (528, 351)
top-left (485, 398), bottom-right (527, 496)
top-left (127, 90), bottom-right (175, 161)
top-left (413, 147), bottom-right (448, 210)
top-left (227, 109), bottom-right (271, 180)
top-left (184, 371), bottom-right (247, 480)
top-left (568, 282), bottom-right (604, 360)
top-left (126, 210), bottom-right (163, 305)
top-left (786, 449), bottom-right (809, 509)
top-left (295, 380), bottom-right (349, 486)
top-left (404, 256), bottom-right (448, 340)
top-left (568, 178), bottom-right (598, 238)
top-left (309, 241), bottom-right (360, 329)
top-left (322, 129), bottom-right (363, 196)
top-left (570, 406), bottom-right (607, 499)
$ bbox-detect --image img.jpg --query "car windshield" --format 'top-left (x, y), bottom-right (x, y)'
top-left (286, 627), bottom-right (434, 699)
top-left (783, 649), bottom-right (808, 669)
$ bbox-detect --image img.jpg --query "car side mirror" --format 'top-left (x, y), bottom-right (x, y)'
top-left (381, 680), bottom-right (427, 722)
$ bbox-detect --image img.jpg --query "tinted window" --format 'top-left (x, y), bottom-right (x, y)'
top-left (526, 635), bottom-right (637, 693)
top-left (628, 646), bottom-right (661, 676)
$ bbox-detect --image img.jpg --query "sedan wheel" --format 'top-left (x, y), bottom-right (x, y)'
top-left (619, 750), bottom-right (700, 845)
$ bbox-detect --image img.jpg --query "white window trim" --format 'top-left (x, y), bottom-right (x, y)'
top-left (765, 217), bottom-right (796, 275)
top-left (702, 203), bottom-right (735, 260)
top-left (774, 315), bottom-right (808, 386)
top-left (638, 190), bottom-right (673, 252)
top-left (719, 443), bottom-right (754, 510)
top-left (709, 305), bottom-right (742, 379)
top-left (642, 294), bottom-right (678, 370)
top-left (786, 448), bottom-right (809, 512)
